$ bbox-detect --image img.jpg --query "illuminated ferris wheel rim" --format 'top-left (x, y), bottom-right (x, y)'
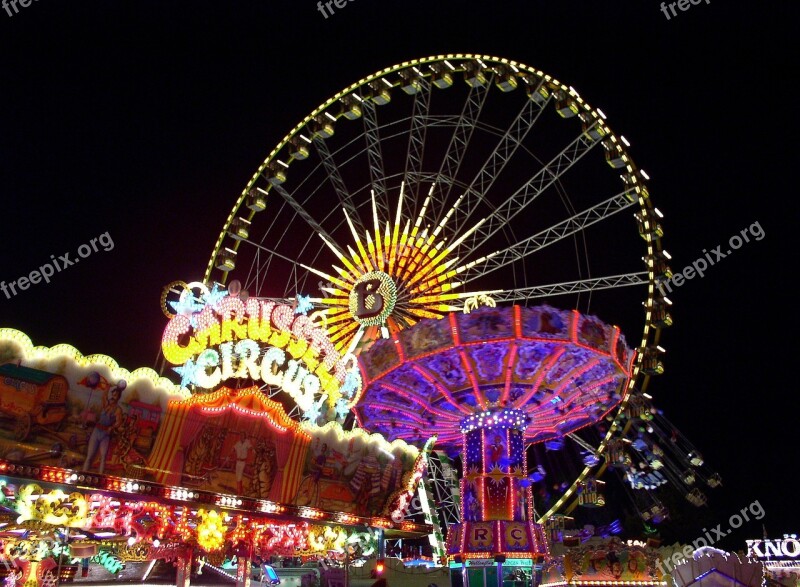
top-left (202, 54), bottom-right (672, 520)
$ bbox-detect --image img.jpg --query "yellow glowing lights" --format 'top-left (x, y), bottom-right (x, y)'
top-left (15, 484), bottom-right (89, 528)
top-left (196, 509), bottom-right (226, 552)
top-left (301, 420), bottom-right (420, 461)
top-left (312, 184), bottom-right (499, 352)
top-left (161, 290), bottom-right (363, 414)
top-left (161, 297), bottom-right (346, 382)
top-left (172, 386), bottom-right (306, 437)
top-left (0, 329), bottom-right (189, 399)
top-left (308, 525), bottom-right (348, 552)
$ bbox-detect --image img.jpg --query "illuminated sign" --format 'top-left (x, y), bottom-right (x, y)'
top-left (196, 509), bottom-right (226, 552)
top-left (91, 551), bottom-right (124, 574)
top-left (161, 283), bottom-right (362, 416)
top-left (747, 537), bottom-right (800, 559)
top-left (15, 484), bottom-right (89, 528)
top-left (308, 526), bottom-right (348, 552)
top-left (466, 559), bottom-right (495, 567)
top-left (349, 271), bottom-right (397, 326)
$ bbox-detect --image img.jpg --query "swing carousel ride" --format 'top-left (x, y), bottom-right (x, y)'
top-left (0, 55), bottom-right (719, 586)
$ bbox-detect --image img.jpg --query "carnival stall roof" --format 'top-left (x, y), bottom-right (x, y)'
top-left (670, 548), bottom-right (764, 587)
top-left (0, 364), bottom-right (65, 386)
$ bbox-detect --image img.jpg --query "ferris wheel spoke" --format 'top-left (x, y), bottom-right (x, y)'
top-left (243, 247), bottom-right (261, 294)
top-left (269, 183), bottom-right (342, 255)
top-left (431, 81), bottom-right (492, 219)
top-left (458, 128), bottom-right (602, 259)
top-left (492, 273), bottom-right (648, 304)
top-left (567, 432), bottom-right (600, 454)
top-left (241, 175), bottom-right (335, 292)
top-left (237, 235), bottom-right (328, 291)
top-left (424, 114), bottom-right (462, 128)
top-left (403, 76), bottom-right (432, 213)
top-left (241, 199), bottom-right (294, 292)
top-left (453, 96), bottom-right (551, 235)
top-left (245, 248), bottom-right (261, 295)
top-left (457, 190), bottom-right (637, 285)
top-left (361, 99), bottom-right (391, 221)
top-left (313, 137), bottom-right (367, 236)
top-left (247, 198), bottom-right (330, 295)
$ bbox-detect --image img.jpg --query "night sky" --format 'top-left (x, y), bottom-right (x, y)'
top-left (1, 0), bottom-right (796, 552)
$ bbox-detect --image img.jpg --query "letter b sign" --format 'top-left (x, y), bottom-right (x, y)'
top-left (354, 279), bottom-right (384, 319)
top-left (349, 271), bottom-right (396, 326)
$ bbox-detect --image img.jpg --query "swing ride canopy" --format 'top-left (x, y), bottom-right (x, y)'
top-left (355, 305), bottom-right (635, 448)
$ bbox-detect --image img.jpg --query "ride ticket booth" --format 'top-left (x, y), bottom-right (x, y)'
top-left (448, 557), bottom-right (537, 587)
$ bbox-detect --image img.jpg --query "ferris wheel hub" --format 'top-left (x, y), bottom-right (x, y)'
top-left (349, 271), bottom-right (397, 326)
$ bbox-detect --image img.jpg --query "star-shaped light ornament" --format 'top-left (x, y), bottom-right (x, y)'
top-left (204, 283), bottom-right (228, 308)
top-left (334, 370), bottom-right (362, 411)
top-left (486, 465), bottom-right (507, 485)
top-left (173, 359), bottom-right (197, 389)
top-left (303, 396), bottom-right (328, 424)
top-left (294, 294), bottom-right (314, 315)
top-left (334, 398), bottom-right (351, 421)
top-left (465, 464), bottom-right (482, 481)
top-left (169, 293), bottom-right (203, 316)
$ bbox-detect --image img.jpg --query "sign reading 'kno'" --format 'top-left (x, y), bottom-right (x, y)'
top-left (747, 537), bottom-right (800, 559)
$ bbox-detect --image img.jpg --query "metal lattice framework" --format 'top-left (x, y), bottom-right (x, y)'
top-left (425, 451), bottom-right (462, 529)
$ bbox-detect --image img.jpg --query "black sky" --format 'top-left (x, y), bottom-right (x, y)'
top-left (1, 0), bottom-right (797, 551)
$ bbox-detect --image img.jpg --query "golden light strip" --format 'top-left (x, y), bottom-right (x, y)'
top-left (299, 262), bottom-right (350, 289)
top-left (390, 182), bottom-right (404, 274)
top-left (409, 307), bottom-right (451, 319)
top-left (405, 253), bottom-right (443, 292)
top-left (371, 191), bottom-right (386, 271)
top-left (320, 311), bottom-right (355, 327)
top-left (330, 323), bottom-right (359, 347)
top-left (343, 210), bottom-right (375, 273)
top-left (346, 244), bottom-right (365, 273)
top-left (320, 297), bottom-right (350, 307)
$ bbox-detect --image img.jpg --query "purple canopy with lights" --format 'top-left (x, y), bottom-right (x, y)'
top-left (355, 305), bottom-right (634, 448)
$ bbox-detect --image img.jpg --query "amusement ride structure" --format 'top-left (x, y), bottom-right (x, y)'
top-left (0, 55), bottom-right (721, 587)
top-left (201, 53), bottom-right (718, 528)
top-left (355, 304), bottom-right (634, 581)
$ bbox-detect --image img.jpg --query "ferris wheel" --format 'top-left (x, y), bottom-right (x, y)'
top-left (202, 54), bottom-right (673, 523)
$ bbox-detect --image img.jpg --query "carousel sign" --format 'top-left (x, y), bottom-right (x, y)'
top-left (161, 283), bottom-right (362, 413)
